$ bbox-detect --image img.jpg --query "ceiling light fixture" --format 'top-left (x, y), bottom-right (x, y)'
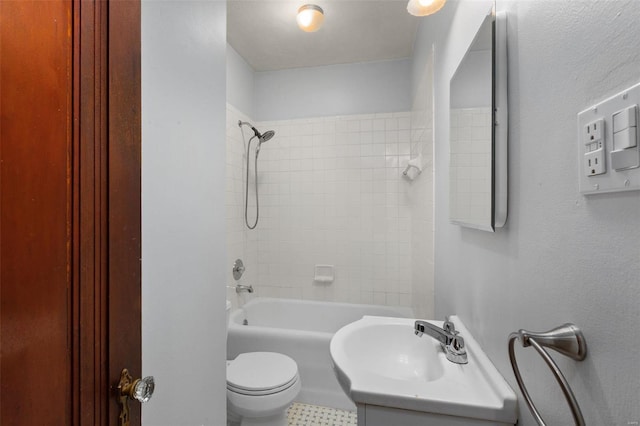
top-left (297, 4), bottom-right (324, 32)
top-left (407, 0), bottom-right (446, 17)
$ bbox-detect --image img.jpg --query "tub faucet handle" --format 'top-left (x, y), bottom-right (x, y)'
top-left (233, 259), bottom-right (245, 281)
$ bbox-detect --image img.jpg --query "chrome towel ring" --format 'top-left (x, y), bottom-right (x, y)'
top-left (508, 324), bottom-right (587, 426)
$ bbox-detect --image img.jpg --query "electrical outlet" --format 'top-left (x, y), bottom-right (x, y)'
top-left (578, 81), bottom-right (640, 195)
top-left (585, 119), bottom-right (604, 143)
top-left (585, 147), bottom-right (605, 176)
top-left (584, 119), bottom-right (606, 176)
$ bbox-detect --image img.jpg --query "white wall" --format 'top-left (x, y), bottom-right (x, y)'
top-left (142, 1), bottom-right (227, 424)
top-left (227, 45), bottom-right (255, 117)
top-left (254, 59), bottom-right (412, 121)
top-left (415, 0), bottom-right (640, 424)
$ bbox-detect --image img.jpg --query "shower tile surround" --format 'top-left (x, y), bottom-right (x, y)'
top-left (226, 105), bottom-right (259, 307)
top-left (226, 104), bottom-right (434, 317)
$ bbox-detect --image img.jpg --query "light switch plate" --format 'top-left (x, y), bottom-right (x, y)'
top-left (578, 82), bottom-right (640, 195)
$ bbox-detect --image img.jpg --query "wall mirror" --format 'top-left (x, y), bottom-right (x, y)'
top-left (449, 6), bottom-right (507, 232)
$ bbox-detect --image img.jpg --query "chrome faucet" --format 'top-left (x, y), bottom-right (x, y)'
top-left (235, 284), bottom-right (254, 294)
top-left (414, 318), bottom-right (468, 364)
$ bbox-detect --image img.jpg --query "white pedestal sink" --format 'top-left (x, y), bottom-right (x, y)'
top-left (329, 316), bottom-right (518, 426)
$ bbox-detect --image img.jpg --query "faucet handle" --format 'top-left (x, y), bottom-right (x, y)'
top-left (445, 335), bottom-right (468, 364)
top-left (232, 259), bottom-right (245, 281)
top-left (443, 317), bottom-right (457, 335)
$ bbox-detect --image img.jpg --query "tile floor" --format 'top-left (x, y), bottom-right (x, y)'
top-left (287, 402), bottom-right (357, 426)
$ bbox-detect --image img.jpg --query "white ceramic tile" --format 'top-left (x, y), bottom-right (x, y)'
top-left (226, 107), bottom-right (433, 312)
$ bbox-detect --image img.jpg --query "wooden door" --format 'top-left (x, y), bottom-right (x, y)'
top-left (0, 0), bottom-right (141, 424)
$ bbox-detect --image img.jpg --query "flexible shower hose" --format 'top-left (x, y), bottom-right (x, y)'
top-left (244, 136), bottom-right (259, 229)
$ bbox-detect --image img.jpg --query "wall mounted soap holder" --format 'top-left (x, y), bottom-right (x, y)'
top-left (314, 264), bottom-right (334, 284)
top-left (402, 154), bottom-right (423, 179)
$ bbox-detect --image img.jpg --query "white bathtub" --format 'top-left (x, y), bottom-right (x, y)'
top-left (227, 297), bottom-right (414, 411)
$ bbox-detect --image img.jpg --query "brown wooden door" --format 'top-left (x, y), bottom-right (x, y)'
top-left (0, 0), bottom-right (141, 425)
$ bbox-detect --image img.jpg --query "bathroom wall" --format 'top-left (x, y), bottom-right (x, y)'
top-left (142, 1), bottom-right (227, 424)
top-left (226, 52), bottom-right (435, 316)
top-left (252, 112), bottom-right (416, 309)
top-left (227, 45), bottom-right (255, 117)
top-left (254, 58), bottom-right (412, 121)
top-left (415, 0), bottom-right (640, 424)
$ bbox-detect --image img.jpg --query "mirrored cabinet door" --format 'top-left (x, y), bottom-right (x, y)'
top-left (449, 5), bottom-right (507, 232)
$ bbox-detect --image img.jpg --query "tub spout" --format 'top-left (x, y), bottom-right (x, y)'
top-left (235, 284), bottom-right (254, 294)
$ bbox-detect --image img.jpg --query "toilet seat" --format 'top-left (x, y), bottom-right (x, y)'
top-left (227, 352), bottom-right (299, 396)
top-left (227, 374), bottom-right (298, 396)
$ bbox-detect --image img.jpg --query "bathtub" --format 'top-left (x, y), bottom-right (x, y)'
top-left (227, 297), bottom-right (414, 411)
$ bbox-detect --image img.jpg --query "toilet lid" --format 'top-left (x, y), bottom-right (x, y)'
top-left (227, 373), bottom-right (298, 396)
top-left (227, 352), bottom-right (298, 392)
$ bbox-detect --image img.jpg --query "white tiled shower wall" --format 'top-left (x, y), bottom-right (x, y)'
top-left (226, 105), bottom-right (258, 308)
top-left (226, 105), bottom-right (434, 317)
top-left (254, 112), bottom-right (413, 307)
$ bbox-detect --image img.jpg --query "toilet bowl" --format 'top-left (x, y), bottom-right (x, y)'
top-left (227, 352), bottom-right (301, 426)
top-left (226, 302), bottom-right (301, 426)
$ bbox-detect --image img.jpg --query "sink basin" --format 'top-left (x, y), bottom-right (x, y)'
top-left (340, 323), bottom-right (445, 383)
top-left (330, 315), bottom-right (518, 425)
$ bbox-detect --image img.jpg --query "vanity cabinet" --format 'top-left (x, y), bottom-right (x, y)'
top-left (357, 404), bottom-right (515, 426)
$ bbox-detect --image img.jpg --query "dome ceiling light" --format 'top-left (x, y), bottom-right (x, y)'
top-left (297, 4), bottom-right (324, 32)
top-left (407, 0), bottom-right (446, 17)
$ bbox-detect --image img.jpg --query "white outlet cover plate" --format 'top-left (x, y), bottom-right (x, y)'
top-left (578, 82), bottom-right (640, 195)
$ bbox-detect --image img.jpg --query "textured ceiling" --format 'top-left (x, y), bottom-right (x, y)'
top-left (227, 0), bottom-right (421, 72)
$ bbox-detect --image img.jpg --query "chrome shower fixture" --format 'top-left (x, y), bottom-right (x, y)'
top-left (238, 121), bottom-right (274, 143)
top-left (238, 120), bottom-right (276, 229)
top-left (259, 130), bottom-right (275, 143)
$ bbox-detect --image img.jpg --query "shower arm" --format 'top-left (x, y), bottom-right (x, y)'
top-left (238, 120), bottom-right (261, 139)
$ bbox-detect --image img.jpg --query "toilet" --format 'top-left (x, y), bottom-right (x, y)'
top-left (226, 302), bottom-right (301, 426)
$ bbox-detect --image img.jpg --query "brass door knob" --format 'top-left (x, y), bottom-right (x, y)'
top-left (118, 368), bottom-right (155, 426)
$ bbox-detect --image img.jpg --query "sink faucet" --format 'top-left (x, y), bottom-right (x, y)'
top-left (414, 318), bottom-right (468, 364)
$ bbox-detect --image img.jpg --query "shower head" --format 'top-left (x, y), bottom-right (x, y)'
top-left (256, 130), bottom-right (275, 156)
top-left (238, 121), bottom-right (275, 143)
top-left (259, 130), bottom-right (275, 143)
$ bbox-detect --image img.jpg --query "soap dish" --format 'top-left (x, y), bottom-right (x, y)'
top-left (314, 264), bottom-right (334, 284)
